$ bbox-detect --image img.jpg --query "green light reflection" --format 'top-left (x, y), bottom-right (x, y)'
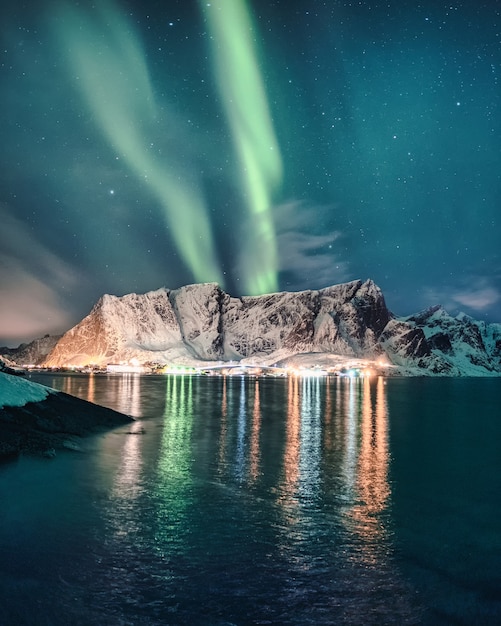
top-left (155, 374), bottom-right (195, 548)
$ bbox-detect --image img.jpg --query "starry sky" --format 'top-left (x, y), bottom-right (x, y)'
top-left (1, 0), bottom-right (500, 346)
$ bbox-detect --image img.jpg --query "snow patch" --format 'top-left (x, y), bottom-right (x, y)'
top-left (0, 372), bottom-right (53, 409)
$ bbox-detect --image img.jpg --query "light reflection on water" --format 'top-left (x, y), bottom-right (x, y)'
top-left (155, 374), bottom-right (195, 551)
top-left (248, 378), bottom-right (261, 483)
top-left (353, 376), bottom-right (391, 540)
top-left (6, 372), bottom-right (500, 624)
top-left (270, 375), bottom-right (403, 622)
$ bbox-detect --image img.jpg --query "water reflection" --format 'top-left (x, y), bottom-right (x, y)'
top-left (89, 376), bottom-right (150, 561)
top-left (111, 418), bottom-right (145, 501)
top-left (341, 376), bottom-right (358, 502)
top-left (217, 376), bottom-right (228, 473)
top-left (17, 372), bottom-right (429, 623)
top-left (217, 376), bottom-right (264, 483)
top-left (116, 374), bottom-right (141, 416)
top-left (155, 375), bottom-right (195, 548)
top-left (96, 374), bottom-right (144, 493)
top-left (87, 372), bottom-right (95, 403)
top-left (274, 375), bottom-right (394, 612)
top-left (283, 375), bottom-right (300, 500)
top-left (46, 372), bottom-right (144, 417)
top-left (249, 378), bottom-right (262, 483)
top-left (277, 376), bottom-right (325, 584)
top-left (217, 376), bottom-right (229, 476)
top-left (349, 376), bottom-right (390, 544)
top-left (236, 377), bottom-right (247, 481)
top-left (299, 377), bottom-right (322, 501)
top-left (211, 374), bottom-right (391, 546)
top-left (282, 376), bottom-right (336, 509)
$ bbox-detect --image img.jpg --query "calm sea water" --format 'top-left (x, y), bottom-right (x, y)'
top-left (1, 373), bottom-right (500, 625)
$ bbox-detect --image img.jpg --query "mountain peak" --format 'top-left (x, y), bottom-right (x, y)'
top-left (5, 279), bottom-right (499, 376)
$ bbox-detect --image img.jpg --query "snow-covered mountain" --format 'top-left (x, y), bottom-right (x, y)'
top-left (39, 279), bottom-right (501, 376)
top-left (397, 305), bottom-right (501, 375)
top-left (0, 334), bottom-right (62, 366)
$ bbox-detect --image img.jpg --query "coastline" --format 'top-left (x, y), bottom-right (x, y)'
top-left (0, 384), bottom-right (133, 461)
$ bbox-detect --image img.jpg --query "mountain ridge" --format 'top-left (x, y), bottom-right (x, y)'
top-left (3, 279), bottom-right (501, 376)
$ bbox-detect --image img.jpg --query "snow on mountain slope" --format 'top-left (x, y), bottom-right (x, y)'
top-left (43, 279), bottom-right (391, 367)
top-left (220, 279), bottom-right (390, 361)
top-left (45, 288), bottom-right (190, 367)
top-left (40, 279), bottom-right (501, 375)
top-left (313, 279), bottom-right (389, 357)
top-left (221, 288), bottom-right (319, 359)
top-left (170, 283), bottom-right (223, 359)
top-left (400, 306), bottom-right (501, 375)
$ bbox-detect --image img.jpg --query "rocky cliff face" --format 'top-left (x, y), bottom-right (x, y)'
top-left (45, 288), bottom-right (189, 366)
top-left (400, 305), bottom-right (501, 375)
top-left (34, 279), bottom-right (501, 375)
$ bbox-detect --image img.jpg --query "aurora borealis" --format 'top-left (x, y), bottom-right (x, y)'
top-left (200, 0), bottom-right (283, 295)
top-left (1, 0), bottom-right (500, 345)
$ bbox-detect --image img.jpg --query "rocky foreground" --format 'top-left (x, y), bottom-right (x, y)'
top-left (0, 372), bottom-right (133, 461)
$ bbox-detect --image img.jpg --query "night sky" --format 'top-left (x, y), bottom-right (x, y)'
top-left (1, 0), bottom-right (500, 346)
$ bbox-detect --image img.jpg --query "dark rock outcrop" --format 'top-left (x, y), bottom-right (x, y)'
top-left (0, 383), bottom-right (133, 461)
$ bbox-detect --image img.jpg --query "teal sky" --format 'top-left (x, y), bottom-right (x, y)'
top-left (1, 0), bottom-right (500, 345)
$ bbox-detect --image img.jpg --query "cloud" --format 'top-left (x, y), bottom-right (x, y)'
top-left (274, 202), bottom-right (349, 290)
top-left (0, 262), bottom-right (73, 346)
top-left (0, 205), bottom-right (82, 345)
top-left (451, 286), bottom-right (500, 311)
top-left (423, 276), bottom-right (501, 316)
top-left (0, 206), bottom-right (81, 290)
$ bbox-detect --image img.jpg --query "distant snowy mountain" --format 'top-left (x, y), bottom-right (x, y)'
top-left (399, 305), bottom-right (501, 375)
top-left (0, 334), bottom-right (62, 366)
top-left (38, 280), bottom-right (501, 376)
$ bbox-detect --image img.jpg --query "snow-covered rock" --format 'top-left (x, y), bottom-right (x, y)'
top-left (401, 306), bottom-right (501, 375)
top-left (39, 279), bottom-right (501, 376)
top-left (0, 371), bottom-right (133, 459)
top-left (0, 371), bottom-right (52, 408)
top-left (45, 288), bottom-right (190, 367)
top-left (171, 283), bottom-right (224, 359)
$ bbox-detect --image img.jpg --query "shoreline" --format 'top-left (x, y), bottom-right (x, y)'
top-left (0, 389), bottom-right (133, 461)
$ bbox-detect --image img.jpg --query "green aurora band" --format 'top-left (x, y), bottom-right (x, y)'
top-left (200, 0), bottom-right (283, 295)
top-left (52, 1), bottom-right (225, 287)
